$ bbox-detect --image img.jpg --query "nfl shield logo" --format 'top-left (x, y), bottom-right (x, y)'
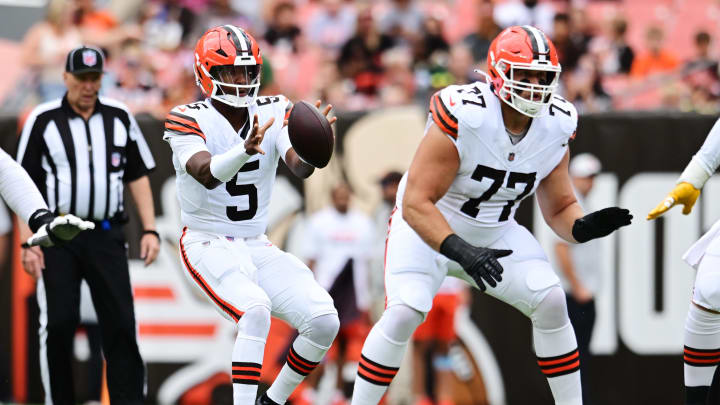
top-left (508, 152), bottom-right (515, 161)
top-left (82, 50), bottom-right (97, 66)
top-left (111, 152), bottom-right (121, 167)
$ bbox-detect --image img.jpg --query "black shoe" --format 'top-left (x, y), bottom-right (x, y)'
top-left (256, 393), bottom-right (282, 405)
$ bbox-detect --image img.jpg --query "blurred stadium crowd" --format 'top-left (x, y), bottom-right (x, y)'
top-left (3, 0), bottom-right (720, 118)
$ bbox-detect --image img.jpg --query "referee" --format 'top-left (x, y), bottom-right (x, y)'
top-left (16, 45), bottom-right (158, 404)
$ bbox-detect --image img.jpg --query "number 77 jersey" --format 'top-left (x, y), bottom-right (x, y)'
top-left (399, 81), bottom-right (577, 243)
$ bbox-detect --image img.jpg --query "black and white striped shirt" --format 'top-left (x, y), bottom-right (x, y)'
top-left (16, 95), bottom-right (155, 221)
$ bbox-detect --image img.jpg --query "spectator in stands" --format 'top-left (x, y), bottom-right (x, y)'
top-left (140, 1), bottom-right (185, 52)
top-left (22, 0), bottom-right (83, 102)
top-left (307, 0), bottom-right (357, 56)
top-left (552, 13), bottom-right (585, 74)
top-left (447, 43), bottom-right (475, 85)
top-left (595, 17), bottom-right (634, 75)
top-left (685, 31), bottom-right (719, 79)
top-left (378, 0), bottom-right (425, 46)
top-left (338, 7), bottom-right (395, 97)
top-left (104, 39), bottom-right (163, 115)
top-left (462, 0), bottom-right (500, 63)
top-left (566, 53), bottom-right (611, 113)
top-left (73, 0), bottom-right (142, 51)
top-left (630, 25), bottom-right (680, 78)
top-left (264, 1), bottom-right (302, 54)
top-left (494, 0), bottom-right (554, 36)
top-left (413, 14), bottom-right (449, 67)
top-left (193, 0), bottom-right (253, 42)
top-left (682, 31), bottom-right (720, 113)
top-left (380, 47), bottom-right (415, 106)
top-left (74, 0), bottom-right (117, 33)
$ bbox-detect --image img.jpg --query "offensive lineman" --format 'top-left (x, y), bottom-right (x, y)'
top-left (164, 25), bottom-right (339, 405)
top-left (647, 118), bottom-right (720, 405)
top-left (0, 147), bottom-right (93, 248)
top-left (350, 26), bottom-right (632, 405)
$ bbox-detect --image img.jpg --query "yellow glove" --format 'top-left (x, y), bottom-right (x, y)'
top-left (646, 182), bottom-right (701, 220)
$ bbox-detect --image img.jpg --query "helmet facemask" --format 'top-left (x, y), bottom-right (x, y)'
top-left (494, 59), bottom-right (560, 117)
top-left (204, 64), bottom-right (261, 108)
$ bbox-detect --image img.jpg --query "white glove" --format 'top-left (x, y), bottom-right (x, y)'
top-left (24, 214), bottom-right (95, 247)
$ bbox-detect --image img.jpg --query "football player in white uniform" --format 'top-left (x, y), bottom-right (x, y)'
top-left (163, 25), bottom-right (340, 405)
top-left (0, 146), bottom-right (93, 257)
top-left (350, 26), bottom-right (632, 405)
top-left (648, 118), bottom-right (720, 405)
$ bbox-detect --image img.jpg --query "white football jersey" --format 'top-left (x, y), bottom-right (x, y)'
top-left (164, 96), bottom-right (293, 237)
top-left (397, 81), bottom-right (577, 245)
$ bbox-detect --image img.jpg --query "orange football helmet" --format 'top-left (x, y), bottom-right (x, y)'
top-left (194, 25), bottom-right (263, 108)
top-left (487, 25), bottom-right (561, 117)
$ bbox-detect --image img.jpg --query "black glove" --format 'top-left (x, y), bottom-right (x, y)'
top-left (440, 234), bottom-right (512, 291)
top-left (572, 207), bottom-right (633, 243)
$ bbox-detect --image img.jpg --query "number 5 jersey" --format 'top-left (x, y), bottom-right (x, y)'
top-left (163, 96), bottom-right (293, 237)
top-left (396, 81), bottom-right (578, 246)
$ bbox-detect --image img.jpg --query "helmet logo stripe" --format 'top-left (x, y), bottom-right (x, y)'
top-left (522, 25), bottom-right (549, 62)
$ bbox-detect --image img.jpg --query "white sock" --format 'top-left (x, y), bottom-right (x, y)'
top-left (684, 303), bottom-right (720, 387)
top-left (350, 324), bottom-right (405, 405)
top-left (266, 335), bottom-right (326, 404)
top-left (534, 322), bottom-right (582, 405)
top-left (232, 332), bottom-right (265, 405)
top-left (232, 305), bottom-right (272, 405)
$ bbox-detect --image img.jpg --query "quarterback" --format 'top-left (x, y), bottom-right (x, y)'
top-left (164, 25), bottom-right (339, 405)
top-left (648, 118), bottom-right (720, 405)
top-left (350, 26), bottom-right (632, 405)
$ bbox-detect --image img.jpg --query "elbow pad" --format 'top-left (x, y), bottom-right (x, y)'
top-left (209, 143), bottom-right (251, 183)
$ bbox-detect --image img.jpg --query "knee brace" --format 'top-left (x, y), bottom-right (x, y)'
top-left (238, 305), bottom-right (272, 340)
top-left (379, 304), bottom-right (425, 343)
top-left (530, 286), bottom-right (571, 331)
top-left (298, 313), bottom-right (340, 349)
top-left (695, 271), bottom-right (720, 312)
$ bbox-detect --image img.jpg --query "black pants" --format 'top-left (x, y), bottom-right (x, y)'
top-left (38, 225), bottom-right (144, 404)
top-left (566, 295), bottom-right (596, 405)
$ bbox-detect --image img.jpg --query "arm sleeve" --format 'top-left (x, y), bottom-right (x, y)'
top-left (694, 118), bottom-right (720, 176)
top-left (0, 147), bottom-right (48, 223)
top-left (124, 113), bottom-right (156, 182)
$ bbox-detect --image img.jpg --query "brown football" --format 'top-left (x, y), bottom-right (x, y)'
top-left (287, 100), bottom-right (334, 168)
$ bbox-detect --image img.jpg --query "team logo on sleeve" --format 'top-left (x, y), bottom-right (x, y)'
top-left (111, 152), bottom-right (121, 167)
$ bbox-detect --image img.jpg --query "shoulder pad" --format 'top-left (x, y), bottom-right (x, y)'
top-left (547, 95), bottom-right (578, 139)
top-left (429, 87), bottom-right (460, 139)
top-left (165, 104), bottom-right (206, 141)
top-left (430, 83), bottom-right (492, 137)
